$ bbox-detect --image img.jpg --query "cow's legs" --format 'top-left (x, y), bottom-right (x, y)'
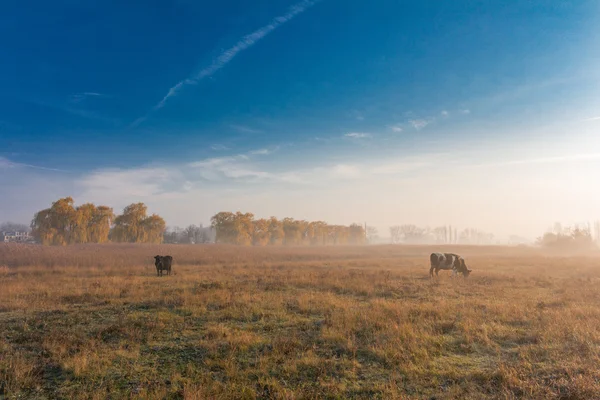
top-left (429, 265), bottom-right (435, 277)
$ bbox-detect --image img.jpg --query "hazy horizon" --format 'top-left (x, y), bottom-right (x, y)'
top-left (2, 1), bottom-right (599, 242)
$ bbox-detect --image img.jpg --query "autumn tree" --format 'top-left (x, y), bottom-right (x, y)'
top-left (141, 214), bottom-right (167, 244)
top-left (233, 212), bottom-right (254, 246)
top-left (268, 217), bottom-right (284, 245)
top-left (211, 211), bottom-right (254, 245)
top-left (111, 203), bottom-right (146, 243)
top-left (283, 218), bottom-right (301, 245)
top-left (31, 197), bottom-right (76, 245)
top-left (211, 212), bottom-right (236, 244)
top-left (310, 221), bottom-right (328, 245)
top-left (348, 223), bottom-right (366, 244)
top-left (210, 211), bottom-right (370, 247)
top-left (89, 206), bottom-right (114, 243)
top-left (72, 203), bottom-right (96, 244)
top-left (110, 203), bottom-right (165, 243)
top-left (252, 218), bottom-right (270, 246)
top-left (31, 198), bottom-right (115, 245)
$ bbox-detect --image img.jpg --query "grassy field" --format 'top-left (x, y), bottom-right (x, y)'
top-left (1, 243), bottom-right (600, 399)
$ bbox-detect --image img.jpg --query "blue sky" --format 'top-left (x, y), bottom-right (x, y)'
top-left (1, 0), bottom-right (600, 239)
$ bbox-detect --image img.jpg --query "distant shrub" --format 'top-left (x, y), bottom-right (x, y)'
top-left (536, 227), bottom-right (597, 251)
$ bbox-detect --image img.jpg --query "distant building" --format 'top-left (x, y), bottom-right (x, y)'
top-left (1, 231), bottom-right (33, 243)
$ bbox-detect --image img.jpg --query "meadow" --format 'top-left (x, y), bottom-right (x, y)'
top-left (1, 243), bottom-right (600, 399)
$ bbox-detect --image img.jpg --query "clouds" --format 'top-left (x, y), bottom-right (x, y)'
top-left (187, 155), bottom-right (273, 182)
top-left (4, 138), bottom-right (600, 241)
top-left (409, 119), bottom-right (430, 130)
top-left (389, 124), bottom-right (403, 133)
top-left (330, 164), bottom-right (362, 179)
top-left (69, 92), bottom-right (105, 103)
top-left (249, 146), bottom-right (279, 155)
top-left (0, 156), bottom-right (67, 172)
top-left (146, 0), bottom-right (321, 115)
top-left (79, 166), bottom-right (177, 200)
top-left (230, 124), bottom-right (263, 134)
top-left (345, 132), bottom-right (372, 139)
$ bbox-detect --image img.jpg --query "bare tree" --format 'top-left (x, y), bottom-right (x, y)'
top-left (398, 224), bottom-right (427, 243)
top-left (366, 226), bottom-right (379, 243)
top-left (389, 226), bottom-right (401, 244)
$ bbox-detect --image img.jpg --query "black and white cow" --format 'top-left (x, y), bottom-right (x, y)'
top-left (429, 252), bottom-right (472, 278)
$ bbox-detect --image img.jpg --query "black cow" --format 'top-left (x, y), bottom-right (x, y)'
top-left (154, 255), bottom-right (173, 276)
top-left (429, 252), bottom-right (471, 278)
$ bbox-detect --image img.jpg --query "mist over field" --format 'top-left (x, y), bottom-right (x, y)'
top-left (2, 0), bottom-right (600, 398)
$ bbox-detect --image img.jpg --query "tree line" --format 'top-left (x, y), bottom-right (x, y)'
top-left (536, 223), bottom-right (596, 250)
top-left (25, 198), bottom-right (598, 248)
top-left (31, 197), bottom-right (165, 245)
top-left (210, 211), bottom-right (367, 246)
top-left (163, 225), bottom-right (215, 244)
top-left (389, 224), bottom-right (495, 245)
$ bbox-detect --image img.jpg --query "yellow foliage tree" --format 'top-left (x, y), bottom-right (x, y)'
top-left (31, 199), bottom-right (161, 245)
top-left (111, 203), bottom-right (165, 243)
top-left (209, 212), bottom-right (366, 247)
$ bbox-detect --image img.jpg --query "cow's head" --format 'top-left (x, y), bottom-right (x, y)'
top-left (460, 259), bottom-right (472, 277)
top-left (154, 255), bottom-right (162, 265)
top-left (456, 257), bottom-right (472, 278)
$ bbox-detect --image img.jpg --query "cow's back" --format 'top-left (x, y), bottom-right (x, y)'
top-left (430, 252), bottom-right (443, 266)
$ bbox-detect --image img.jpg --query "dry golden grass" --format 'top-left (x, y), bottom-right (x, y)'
top-left (1, 243), bottom-right (600, 399)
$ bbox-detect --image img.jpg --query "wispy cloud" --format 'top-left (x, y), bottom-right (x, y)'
top-left (187, 155), bottom-right (283, 182)
top-left (79, 167), bottom-right (175, 198)
top-left (249, 146), bottom-right (279, 155)
top-left (230, 124), bottom-right (263, 134)
top-left (389, 124), bottom-right (403, 133)
top-left (27, 98), bottom-right (119, 125)
top-left (0, 157), bottom-right (68, 172)
top-left (69, 92), bottom-right (105, 103)
top-left (409, 119), bottom-right (430, 130)
top-left (581, 116), bottom-right (600, 122)
top-left (150, 0), bottom-right (320, 113)
top-left (210, 144), bottom-right (230, 151)
top-left (330, 164), bottom-right (362, 179)
top-left (441, 110), bottom-right (449, 117)
top-left (460, 109), bottom-right (471, 114)
top-left (345, 132), bottom-right (372, 139)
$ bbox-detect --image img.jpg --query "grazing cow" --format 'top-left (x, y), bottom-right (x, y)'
top-left (429, 252), bottom-right (472, 278)
top-left (154, 255), bottom-right (173, 276)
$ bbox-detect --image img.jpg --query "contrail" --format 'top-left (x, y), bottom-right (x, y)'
top-left (131, 0), bottom-right (321, 127)
top-left (0, 157), bottom-right (69, 172)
